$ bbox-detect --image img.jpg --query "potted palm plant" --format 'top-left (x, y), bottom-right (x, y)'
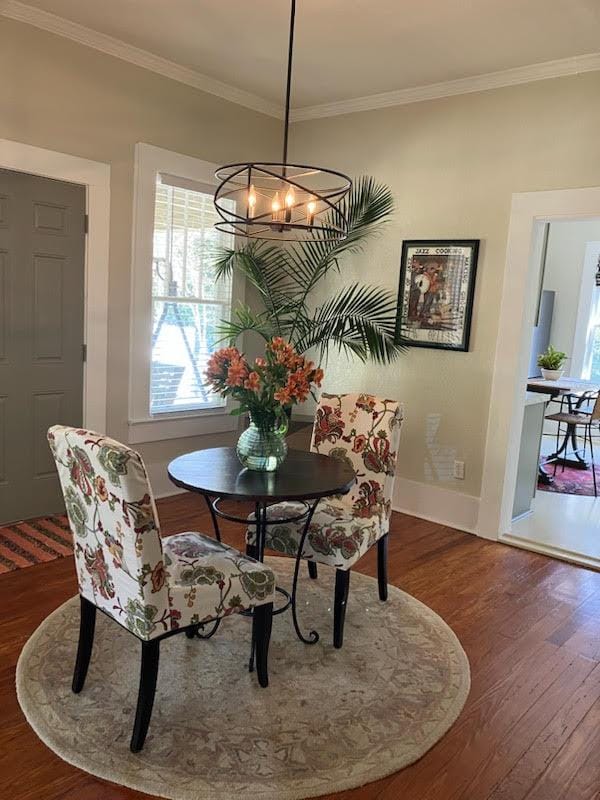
top-left (213, 176), bottom-right (405, 366)
top-left (537, 345), bottom-right (567, 381)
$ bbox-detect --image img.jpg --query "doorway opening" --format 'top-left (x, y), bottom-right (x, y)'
top-left (0, 140), bottom-right (109, 526)
top-left (511, 219), bottom-right (600, 564)
top-left (478, 186), bottom-right (600, 570)
top-left (0, 168), bottom-right (86, 523)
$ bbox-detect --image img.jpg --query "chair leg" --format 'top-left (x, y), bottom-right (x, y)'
top-left (377, 534), bottom-right (389, 602)
top-left (252, 602), bottom-right (273, 688)
top-left (333, 569), bottom-right (350, 649)
top-left (246, 543), bottom-right (259, 560)
top-left (308, 561), bottom-right (318, 580)
top-left (246, 531), bottom-right (262, 670)
top-left (130, 639), bottom-right (160, 753)
top-left (553, 422), bottom-right (560, 476)
top-left (72, 596), bottom-right (96, 694)
top-left (588, 425), bottom-right (597, 498)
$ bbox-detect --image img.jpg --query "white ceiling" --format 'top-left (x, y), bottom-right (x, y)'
top-left (6, 0), bottom-right (600, 111)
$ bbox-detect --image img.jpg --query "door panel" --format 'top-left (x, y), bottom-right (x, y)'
top-left (33, 392), bottom-right (65, 477)
top-left (0, 168), bottom-right (86, 523)
top-left (0, 194), bottom-right (8, 227)
top-left (33, 254), bottom-right (65, 360)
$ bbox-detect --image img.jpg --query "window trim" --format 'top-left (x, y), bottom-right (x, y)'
top-left (129, 143), bottom-right (241, 444)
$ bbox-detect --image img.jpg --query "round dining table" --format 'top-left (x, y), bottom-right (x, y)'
top-left (167, 446), bottom-right (355, 652)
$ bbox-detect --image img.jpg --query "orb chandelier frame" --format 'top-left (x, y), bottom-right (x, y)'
top-left (214, 0), bottom-right (352, 242)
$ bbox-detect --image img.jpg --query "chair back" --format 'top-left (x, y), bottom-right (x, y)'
top-left (310, 393), bottom-right (403, 522)
top-left (48, 426), bottom-right (171, 640)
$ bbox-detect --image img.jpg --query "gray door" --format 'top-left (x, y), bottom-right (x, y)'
top-left (0, 168), bottom-right (86, 523)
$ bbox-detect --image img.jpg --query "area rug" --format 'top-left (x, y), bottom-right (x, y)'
top-left (538, 463), bottom-right (600, 496)
top-left (16, 557), bottom-right (470, 800)
top-left (0, 515), bottom-right (71, 574)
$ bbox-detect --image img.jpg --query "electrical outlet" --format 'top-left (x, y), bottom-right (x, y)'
top-left (453, 460), bottom-right (465, 480)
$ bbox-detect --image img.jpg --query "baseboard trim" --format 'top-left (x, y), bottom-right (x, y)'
top-left (392, 477), bottom-right (480, 535)
top-left (154, 475), bottom-right (482, 534)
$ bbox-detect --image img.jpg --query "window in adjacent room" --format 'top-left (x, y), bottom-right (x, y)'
top-left (573, 243), bottom-right (600, 380)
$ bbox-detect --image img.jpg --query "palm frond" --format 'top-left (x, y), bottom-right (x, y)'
top-left (214, 242), bottom-right (304, 296)
top-left (295, 283), bottom-right (406, 363)
top-left (213, 246), bottom-right (238, 283)
top-left (215, 241), bottom-right (313, 337)
top-left (287, 177), bottom-right (395, 299)
top-left (216, 304), bottom-right (275, 345)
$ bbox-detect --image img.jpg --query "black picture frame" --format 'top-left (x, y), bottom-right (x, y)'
top-left (394, 239), bottom-right (480, 352)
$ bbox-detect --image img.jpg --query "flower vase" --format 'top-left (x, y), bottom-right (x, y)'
top-left (236, 416), bottom-right (289, 471)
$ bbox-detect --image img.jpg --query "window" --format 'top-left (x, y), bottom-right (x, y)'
top-left (129, 144), bottom-right (241, 444)
top-left (574, 243), bottom-right (600, 380)
top-left (150, 176), bottom-right (233, 414)
top-left (588, 324), bottom-right (600, 381)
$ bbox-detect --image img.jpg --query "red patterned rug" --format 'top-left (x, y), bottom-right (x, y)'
top-left (0, 516), bottom-right (73, 574)
top-left (538, 464), bottom-right (599, 497)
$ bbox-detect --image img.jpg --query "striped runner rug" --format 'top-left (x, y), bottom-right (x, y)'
top-left (0, 516), bottom-right (73, 575)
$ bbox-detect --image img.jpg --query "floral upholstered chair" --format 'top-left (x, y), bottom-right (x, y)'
top-left (247, 393), bottom-right (402, 648)
top-left (48, 426), bottom-right (275, 752)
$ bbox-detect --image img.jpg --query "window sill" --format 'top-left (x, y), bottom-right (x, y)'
top-left (128, 408), bottom-right (238, 444)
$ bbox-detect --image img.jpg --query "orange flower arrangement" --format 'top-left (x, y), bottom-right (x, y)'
top-left (205, 337), bottom-right (323, 429)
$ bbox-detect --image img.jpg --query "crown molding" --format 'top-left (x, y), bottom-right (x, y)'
top-left (291, 52), bottom-right (600, 121)
top-left (2, 1), bottom-right (599, 124)
top-left (0, 0), bottom-right (282, 119)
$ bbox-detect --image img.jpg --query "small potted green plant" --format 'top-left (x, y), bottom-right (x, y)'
top-left (537, 345), bottom-right (567, 381)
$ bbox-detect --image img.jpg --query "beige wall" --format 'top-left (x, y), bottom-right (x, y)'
top-left (290, 72), bottom-right (600, 498)
top-left (3, 14), bottom-right (600, 503)
top-left (0, 17), bottom-right (281, 493)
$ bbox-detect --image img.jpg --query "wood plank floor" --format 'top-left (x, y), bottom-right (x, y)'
top-left (1, 493), bottom-right (599, 800)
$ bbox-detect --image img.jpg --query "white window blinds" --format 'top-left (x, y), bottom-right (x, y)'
top-left (150, 176), bottom-right (234, 415)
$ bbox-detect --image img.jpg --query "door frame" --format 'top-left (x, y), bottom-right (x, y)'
top-left (477, 186), bottom-right (600, 542)
top-left (0, 139), bottom-right (110, 431)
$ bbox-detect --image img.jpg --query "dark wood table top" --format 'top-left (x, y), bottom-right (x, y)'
top-left (167, 447), bottom-right (356, 501)
top-left (527, 377), bottom-right (600, 396)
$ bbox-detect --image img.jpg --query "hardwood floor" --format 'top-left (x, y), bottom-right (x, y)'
top-left (1, 493), bottom-right (599, 800)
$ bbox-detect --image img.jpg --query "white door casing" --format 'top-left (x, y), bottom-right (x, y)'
top-left (478, 186), bottom-right (600, 541)
top-left (0, 138), bottom-right (110, 433)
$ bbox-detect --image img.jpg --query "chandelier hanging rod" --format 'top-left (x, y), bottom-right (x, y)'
top-left (281, 0), bottom-right (296, 166)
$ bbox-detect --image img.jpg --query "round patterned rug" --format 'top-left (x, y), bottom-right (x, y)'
top-left (16, 556), bottom-right (470, 800)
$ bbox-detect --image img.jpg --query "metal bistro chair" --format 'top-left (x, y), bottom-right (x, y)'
top-left (48, 426), bottom-right (275, 752)
top-left (545, 392), bottom-right (600, 496)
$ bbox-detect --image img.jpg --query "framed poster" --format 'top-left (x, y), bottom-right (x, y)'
top-left (395, 239), bottom-right (480, 351)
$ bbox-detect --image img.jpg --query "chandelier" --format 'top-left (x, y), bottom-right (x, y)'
top-left (214, 0), bottom-right (352, 242)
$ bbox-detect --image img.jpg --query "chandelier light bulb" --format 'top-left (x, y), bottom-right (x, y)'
top-left (271, 192), bottom-right (282, 221)
top-left (285, 186), bottom-right (295, 222)
top-left (247, 184), bottom-right (257, 217)
top-left (307, 197), bottom-right (317, 226)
